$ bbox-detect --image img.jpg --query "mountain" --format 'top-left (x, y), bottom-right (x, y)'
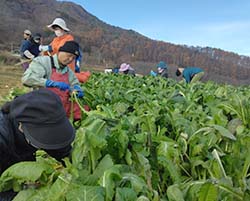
top-left (1, 0), bottom-right (250, 85)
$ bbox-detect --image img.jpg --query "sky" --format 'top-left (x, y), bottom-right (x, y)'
top-left (70, 0), bottom-right (250, 56)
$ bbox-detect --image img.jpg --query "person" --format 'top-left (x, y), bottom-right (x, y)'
top-left (0, 89), bottom-right (75, 199)
top-left (22, 41), bottom-right (84, 121)
top-left (20, 29), bottom-right (32, 44)
top-left (176, 66), bottom-right (204, 83)
top-left (20, 33), bottom-right (42, 59)
top-left (19, 29), bottom-right (33, 70)
top-left (150, 61), bottom-right (168, 78)
top-left (39, 18), bottom-right (90, 83)
top-left (119, 63), bottom-right (135, 76)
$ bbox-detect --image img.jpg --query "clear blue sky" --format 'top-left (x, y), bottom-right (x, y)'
top-left (70, 0), bottom-right (250, 56)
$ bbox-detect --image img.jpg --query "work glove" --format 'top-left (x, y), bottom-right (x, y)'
top-left (39, 45), bottom-right (52, 52)
top-left (73, 85), bottom-right (84, 98)
top-left (45, 80), bottom-right (70, 91)
top-left (150, 70), bottom-right (157, 77)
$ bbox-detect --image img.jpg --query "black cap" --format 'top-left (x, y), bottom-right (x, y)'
top-left (33, 33), bottom-right (41, 40)
top-left (59, 41), bottom-right (80, 56)
top-left (9, 89), bottom-right (75, 150)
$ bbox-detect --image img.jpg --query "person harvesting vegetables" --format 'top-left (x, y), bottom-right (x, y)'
top-left (176, 65), bottom-right (204, 83)
top-left (22, 41), bottom-right (84, 121)
top-left (150, 61), bottom-right (168, 78)
top-left (39, 17), bottom-right (91, 83)
top-left (0, 89), bottom-right (75, 199)
top-left (119, 63), bottom-right (136, 76)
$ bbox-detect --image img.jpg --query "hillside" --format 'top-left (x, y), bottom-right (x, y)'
top-left (1, 0), bottom-right (250, 85)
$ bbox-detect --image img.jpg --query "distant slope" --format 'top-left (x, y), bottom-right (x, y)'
top-left (1, 0), bottom-right (250, 85)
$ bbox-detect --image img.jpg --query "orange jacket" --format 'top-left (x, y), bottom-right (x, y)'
top-left (49, 34), bottom-right (91, 83)
top-left (50, 34), bottom-right (75, 71)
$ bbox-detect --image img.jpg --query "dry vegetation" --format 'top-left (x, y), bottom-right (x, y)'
top-left (0, 51), bottom-right (24, 104)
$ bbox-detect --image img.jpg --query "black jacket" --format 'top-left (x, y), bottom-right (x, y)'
top-left (0, 110), bottom-right (72, 175)
top-left (0, 111), bottom-right (36, 174)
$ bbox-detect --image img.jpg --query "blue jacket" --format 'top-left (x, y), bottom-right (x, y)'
top-left (20, 39), bottom-right (40, 59)
top-left (183, 67), bottom-right (204, 83)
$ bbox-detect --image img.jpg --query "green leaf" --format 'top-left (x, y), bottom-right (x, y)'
top-left (115, 187), bottom-right (137, 201)
top-left (98, 165), bottom-right (122, 201)
top-left (0, 161), bottom-right (54, 191)
top-left (86, 154), bottom-right (114, 185)
top-left (198, 182), bottom-right (218, 201)
top-left (137, 195), bottom-right (150, 201)
top-left (167, 184), bottom-right (185, 201)
top-left (121, 173), bottom-right (148, 194)
top-left (212, 125), bottom-right (236, 140)
top-left (66, 185), bottom-right (105, 201)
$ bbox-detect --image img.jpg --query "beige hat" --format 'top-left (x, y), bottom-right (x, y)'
top-left (24, 29), bottom-right (32, 35)
top-left (47, 18), bottom-right (70, 32)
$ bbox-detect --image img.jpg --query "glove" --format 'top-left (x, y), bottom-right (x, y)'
top-left (45, 80), bottom-right (70, 91)
top-left (150, 70), bottom-right (157, 76)
top-left (73, 85), bottom-right (84, 98)
top-left (39, 45), bottom-right (52, 52)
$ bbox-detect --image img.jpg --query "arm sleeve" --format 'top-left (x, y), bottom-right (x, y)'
top-left (20, 40), bottom-right (31, 57)
top-left (22, 57), bottom-right (51, 87)
top-left (23, 50), bottom-right (35, 59)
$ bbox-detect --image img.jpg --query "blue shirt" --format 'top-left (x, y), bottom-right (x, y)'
top-left (183, 67), bottom-right (204, 83)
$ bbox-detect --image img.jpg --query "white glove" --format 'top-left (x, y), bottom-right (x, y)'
top-left (39, 45), bottom-right (52, 52)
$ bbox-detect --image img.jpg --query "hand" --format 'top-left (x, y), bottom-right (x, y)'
top-left (73, 85), bottom-right (84, 98)
top-left (150, 70), bottom-right (157, 76)
top-left (39, 45), bottom-right (52, 52)
top-left (45, 80), bottom-right (70, 91)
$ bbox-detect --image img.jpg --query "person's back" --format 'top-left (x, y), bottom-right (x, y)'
top-left (119, 63), bottom-right (135, 76)
top-left (183, 67), bottom-right (204, 83)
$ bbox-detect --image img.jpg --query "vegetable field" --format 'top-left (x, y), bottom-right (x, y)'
top-left (1, 73), bottom-right (250, 201)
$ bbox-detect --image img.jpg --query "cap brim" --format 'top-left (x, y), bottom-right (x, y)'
top-left (22, 116), bottom-right (75, 150)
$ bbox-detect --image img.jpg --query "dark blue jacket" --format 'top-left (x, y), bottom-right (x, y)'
top-left (183, 67), bottom-right (204, 83)
top-left (20, 39), bottom-right (40, 59)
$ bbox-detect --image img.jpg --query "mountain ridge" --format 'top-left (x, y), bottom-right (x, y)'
top-left (1, 0), bottom-right (250, 85)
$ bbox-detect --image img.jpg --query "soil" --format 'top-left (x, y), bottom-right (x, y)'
top-left (0, 65), bottom-right (24, 104)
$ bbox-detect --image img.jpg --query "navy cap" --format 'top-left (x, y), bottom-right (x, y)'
top-left (9, 89), bottom-right (75, 150)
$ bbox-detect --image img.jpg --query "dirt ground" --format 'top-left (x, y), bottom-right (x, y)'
top-left (0, 65), bottom-right (24, 104)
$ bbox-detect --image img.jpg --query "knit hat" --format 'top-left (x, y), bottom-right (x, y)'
top-left (157, 61), bottom-right (168, 69)
top-left (59, 41), bottom-right (80, 56)
top-left (47, 18), bottom-right (70, 32)
top-left (9, 89), bottom-right (75, 150)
